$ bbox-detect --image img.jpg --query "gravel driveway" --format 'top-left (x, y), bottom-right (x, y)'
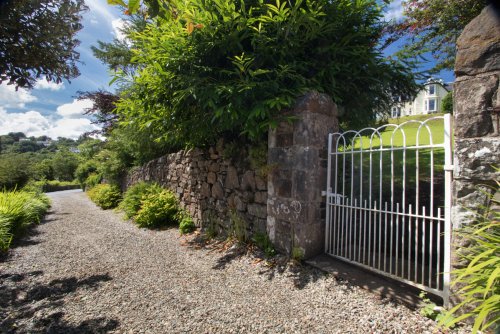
top-left (0, 190), bottom-right (465, 333)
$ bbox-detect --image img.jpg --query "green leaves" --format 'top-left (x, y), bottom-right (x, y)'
top-left (438, 182), bottom-right (500, 333)
top-left (112, 0), bottom-right (417, 150)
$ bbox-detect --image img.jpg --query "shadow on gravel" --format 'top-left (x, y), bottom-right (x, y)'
top-left (185, 233), bottom-right (326, 290)
top-left (0, 272), bottom-right (118, 333)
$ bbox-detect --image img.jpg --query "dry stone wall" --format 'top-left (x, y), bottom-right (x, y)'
top-left (125, 143), bottom-right (268, 235)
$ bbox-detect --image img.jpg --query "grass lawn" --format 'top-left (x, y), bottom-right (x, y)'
top-left (331, 113), bottom-right (450, 215)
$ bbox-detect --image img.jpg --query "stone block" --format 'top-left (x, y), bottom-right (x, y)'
top-left (454, 75), bottom-right (497, 138)
top-left (455, 6), bottom-right (500, 77)
top-left (454, 138), bottom-right (500, 180)
top-left (211, 182), bottom-right (224, 199)
top-left (255, 175), bottom-right (267, 191)
top-left (235, 196), bottom-right (246, 212)
top-left (241, 171), bottom-right (256, 191)
top-left (208, 162), bottom-right (220, 172)
top-left (269, 169), bottom-right (292, 198)
top-left (293, 221), bottom-right (325, 259)
top-left (267, 216), bottom-right (292, 254)
top-left (254, 191), bottom-right (267, 204)
top-left (207, 172), bottom-right (217, 184)
top-left (225, 166), bottom-right (240, 189)
top-left (294, 91), bottom-right (338, 117)
top-left (247, 203), bottom-right (267, 219)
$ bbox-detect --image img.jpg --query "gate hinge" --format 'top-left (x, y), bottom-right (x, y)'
top-left (321, 190), bottom-right (327, 197)
top-left (443, 164), bottom-right (454, 171)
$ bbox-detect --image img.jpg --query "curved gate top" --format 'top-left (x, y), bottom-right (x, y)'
top-left (325, 114), bottom-right (453, 305)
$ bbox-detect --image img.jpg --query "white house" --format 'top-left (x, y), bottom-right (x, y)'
top-left (391, 78), bottom-right (451, 118)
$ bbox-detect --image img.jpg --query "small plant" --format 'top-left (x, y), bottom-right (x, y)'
top-left (438, 190), bottom-right (499, 333)
top-left (87, 184), bottom-right (122, 209)
top-left (134, 189), bottom-right (179, 228)
top-left (252, 232), bottom-right (276, 257)
top-left (419, 291), bottom-right (444, 321)
top-left (179, 214), bottom-right (196, 235)
top-left (120, 182), bottom-right (163, 219)
top-left (291, 246), bottom-right (304, 262)
top-left (203, 211), bottom-right (219, 239)
top-left (228, 209), bottom-right (248, 244)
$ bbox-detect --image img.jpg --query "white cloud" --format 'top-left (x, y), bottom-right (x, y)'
top-left (56, 99), bottom-right (93, 119)
top-left (0, 107), bottom-right (51, 134)
top-left (46, 118), bottom-right (99, 139)
top-left (0, 105), bottom-right (100, 140)
top-left (35, 78), bottom-right (65, 91)
top-left (0, 84), bottom-right (37, 108)
top-left (85, 0), bottom-right (120, 24)
top-left (112, 18), bottom-right (129, 41)
top-left (384, 0), bottom-right (404, 21)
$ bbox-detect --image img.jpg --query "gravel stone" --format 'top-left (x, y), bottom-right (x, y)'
top-left (0, 190), bottom-right (471, 333)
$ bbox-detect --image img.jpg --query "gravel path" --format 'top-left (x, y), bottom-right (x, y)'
top-left (0, 190), bottom-right (466, 333)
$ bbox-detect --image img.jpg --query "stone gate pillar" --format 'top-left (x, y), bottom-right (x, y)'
top-left (267, 91), bottom-right (338, 259)
top-left (452, 5), bottom-right (500, 230)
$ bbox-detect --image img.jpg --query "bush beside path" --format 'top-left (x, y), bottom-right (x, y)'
top-left (1, 190), bottom-right (467, 333)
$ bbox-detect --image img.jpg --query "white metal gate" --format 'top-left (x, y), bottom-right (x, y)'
top-left (324, 114), bottom-right (453, 304)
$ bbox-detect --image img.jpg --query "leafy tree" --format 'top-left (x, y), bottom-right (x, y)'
top-left (77, 90), bottom-right (121, 135)
top-left (114, 0), bottom-right (418, 150)
top-left (0, 154), bottom-right (31, 189)
top-left (51, 149), bottom-right (79, 181)
top-left (442, 91), bottom-right (453, 114)
top-left (0, 0), bottom-right (87, 88)
top-left (386, 0), bottom-right (486, 73)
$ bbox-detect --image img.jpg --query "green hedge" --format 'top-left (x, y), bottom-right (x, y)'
top-left (24, 180), bottom-right (80, 193)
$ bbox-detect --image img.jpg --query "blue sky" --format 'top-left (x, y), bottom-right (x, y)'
top-left (0, 0), bottom-right (124, 139)
top-left (0, 0), bottom-right (454, 139)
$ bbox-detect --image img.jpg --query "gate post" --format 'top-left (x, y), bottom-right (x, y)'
top-left (267, 91), bottom-right (338, 259)
top-left (451, 5), bottom-right (500, 303)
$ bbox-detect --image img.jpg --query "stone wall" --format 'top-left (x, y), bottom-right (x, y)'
top-left (125, 142), bottom-right (268, 235)
top-left (452, 5), bottom-right (500, 229)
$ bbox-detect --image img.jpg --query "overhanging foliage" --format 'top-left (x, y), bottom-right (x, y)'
top-left (114, 0), bottom-right (419, 148)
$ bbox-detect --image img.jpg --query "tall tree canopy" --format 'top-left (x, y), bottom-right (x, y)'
top-left (0, 0), bottom-right (87, 88)
top-left (386, 0), bottom-right (487, 73)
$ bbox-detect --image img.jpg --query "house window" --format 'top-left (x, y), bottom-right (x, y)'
top-left (425, 99), bottom-right (437, 113)
top-left (427, 84), bottom-right (436, 95)
top-left (392, 107), bottom-right (401, 118)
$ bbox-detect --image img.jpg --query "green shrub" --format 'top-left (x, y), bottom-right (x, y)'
top-left (23, 180), bottom-right (80, 193)
top-left (0, 190), bottom-right (50, 252)
top-left (119, 182), bottom-right (163, 219)
top-left (84, 173), bottom-right (102, 190)
top-left (179, 215), bottom-right (196, 235)
top-left (75, 160), bottom-right (98, 187)
top-left (87, 184), bottom-right (122, 209)
top-left (439, 183), bottom-right (499, 333)
top-left (252, 232), bottom-right (276, 257)
top-left (134, 189), bottom-right (179, 228)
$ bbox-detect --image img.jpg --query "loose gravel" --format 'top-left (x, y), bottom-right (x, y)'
top-left (0, 190), bottom-right (469, 333)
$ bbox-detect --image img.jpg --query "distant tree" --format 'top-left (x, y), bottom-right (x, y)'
top-left (0, 0), bottom-right (87, 88)
top-left (7, 132), bottom-right (26, 142)
top-left (386, 0), bottom-right (487, 73)
top-left (51, 149), bottom-right (78, 181)
top-left (77, 90), bottom-right (120, 135)
top-left (442, 91), bottom-right (453, 114)
top-left (0, 154), bottom-right (31, 189)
